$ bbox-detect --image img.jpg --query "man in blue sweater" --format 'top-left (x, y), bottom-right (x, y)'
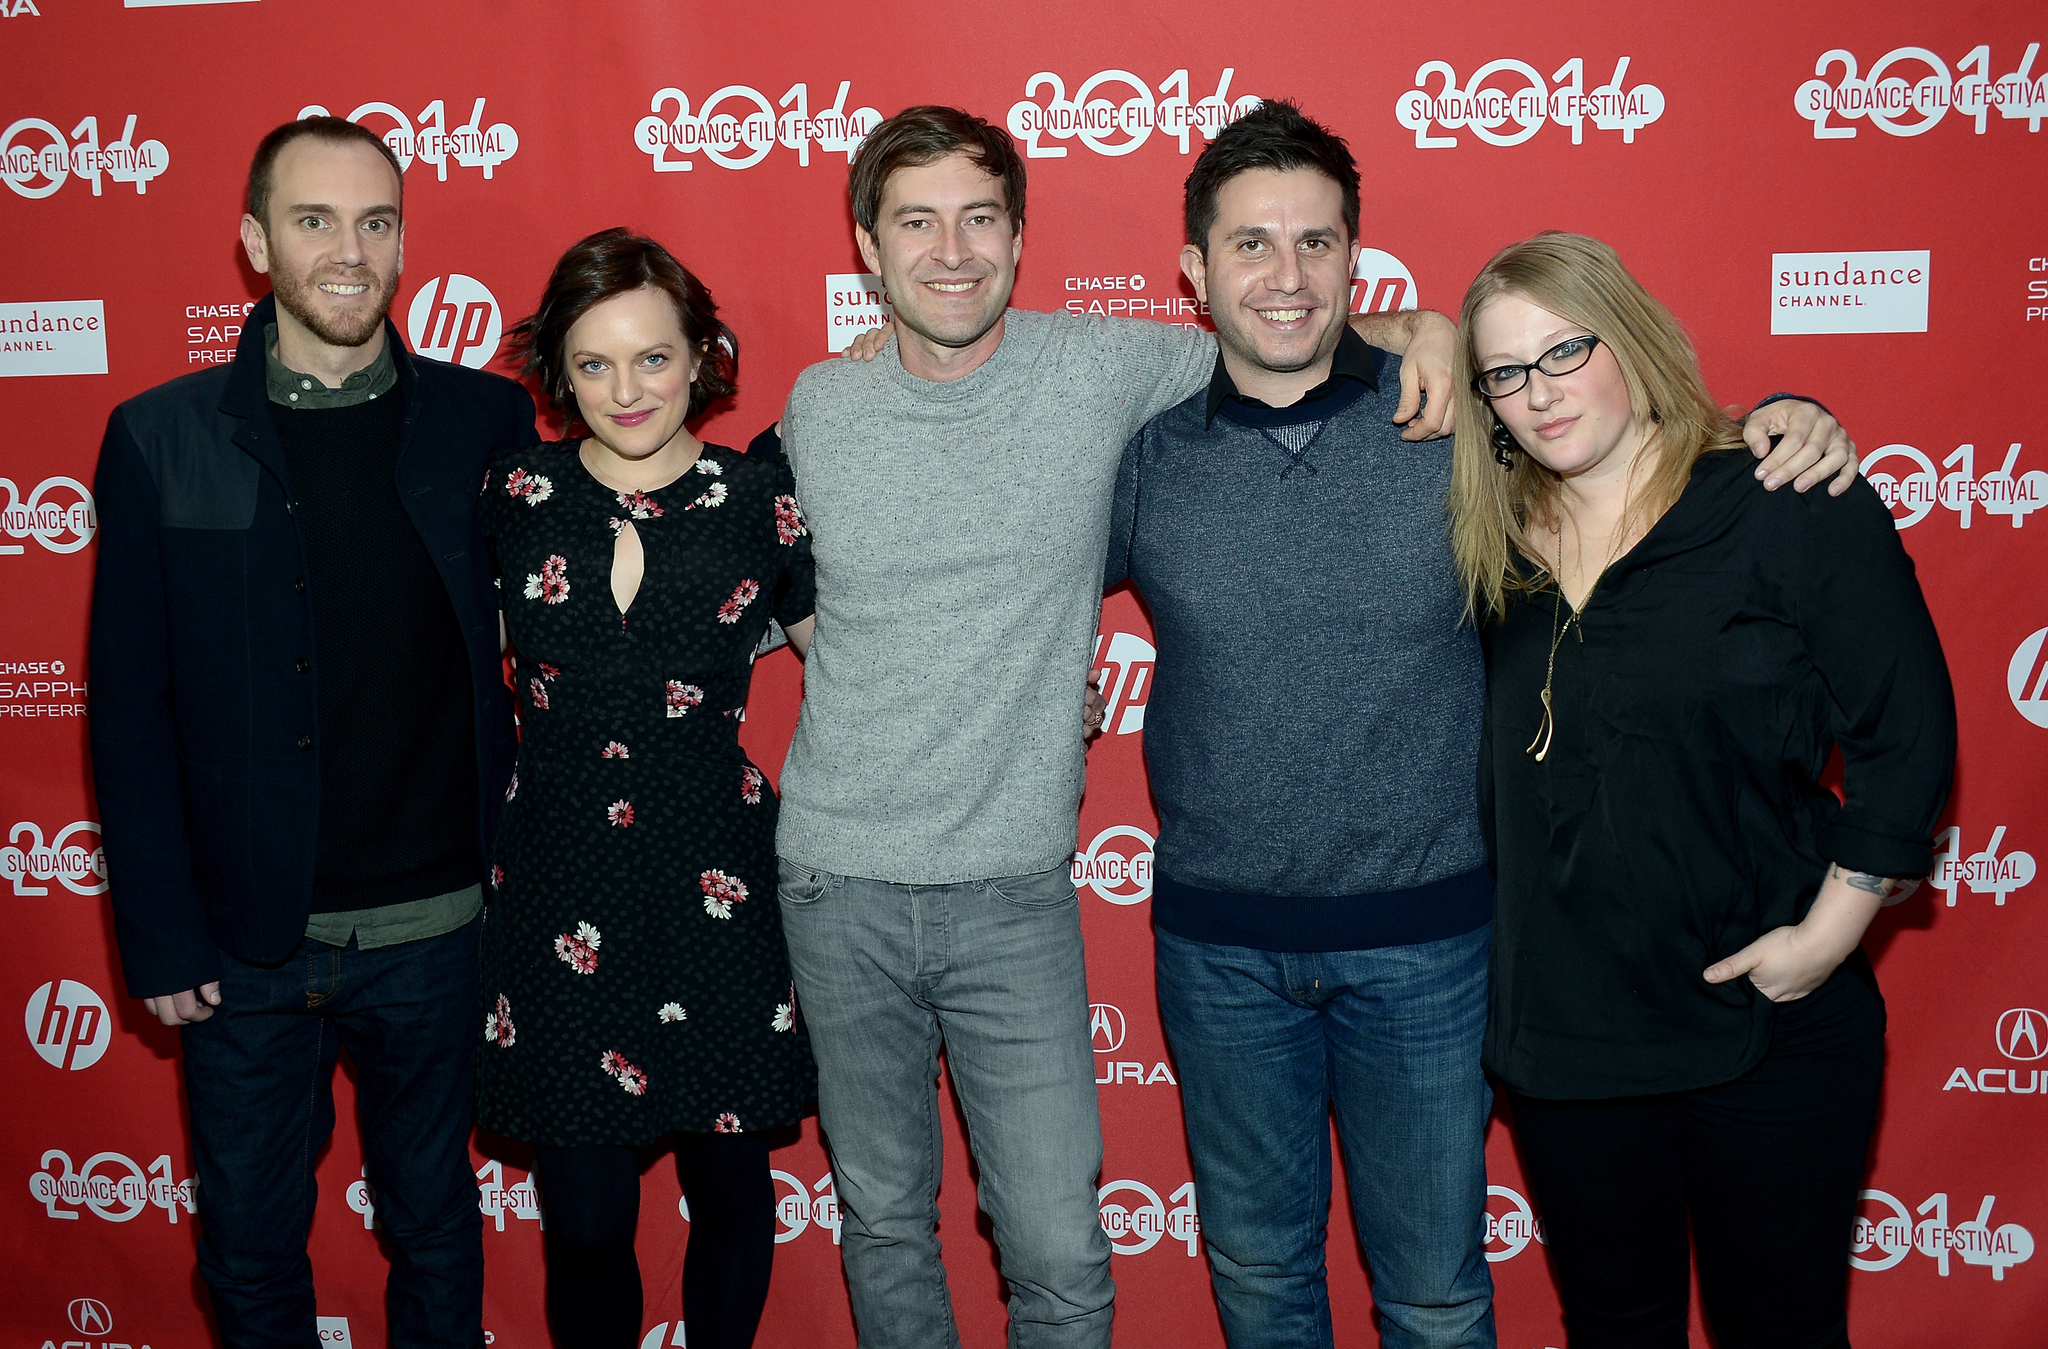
top-left (1103, 101), bottom-right (1855, 1349)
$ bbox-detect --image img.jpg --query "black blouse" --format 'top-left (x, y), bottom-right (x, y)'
top-left (1479, 448), bottom-right (1955, 1100)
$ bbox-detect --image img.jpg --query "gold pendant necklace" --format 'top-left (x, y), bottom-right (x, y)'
top-left (1525, 511), bottom-right (1626, 763)
top-left (1525, 588), bottom-right (1584, 762)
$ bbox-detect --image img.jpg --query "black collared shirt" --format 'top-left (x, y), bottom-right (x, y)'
top-left (1204, 324), bottom-right (1380, 428)
top-left (1480, 448), bottom-right (1955, 1099)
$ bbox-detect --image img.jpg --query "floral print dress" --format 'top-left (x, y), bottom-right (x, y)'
top-left (477, 441), bottom-right (815, 1146)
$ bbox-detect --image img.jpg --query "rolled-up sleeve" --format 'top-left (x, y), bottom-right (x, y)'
top-left (1795, 478), bottom-right (1957, 878)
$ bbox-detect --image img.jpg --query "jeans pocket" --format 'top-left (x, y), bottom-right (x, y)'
top-left (983, 866), bottom-right (1081, 909)
top-left (777, 858), bottom-right (834, 906)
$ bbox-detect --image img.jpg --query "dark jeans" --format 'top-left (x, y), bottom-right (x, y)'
top-left (1506, 960), bottom-right (1885, 1349)
top-left (180, 917), bottom-right (485, 1349)
top-left (532, 1136), bottom-right (775, 1349)
top-left (1154, 924), bottom-right (1496, 1349)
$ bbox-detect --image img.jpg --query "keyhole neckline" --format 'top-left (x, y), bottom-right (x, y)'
top-left (576, 435), bottom-right (704, 497)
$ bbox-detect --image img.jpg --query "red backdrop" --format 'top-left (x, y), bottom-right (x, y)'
top-left (2, 3), bottom-right (2044, 1347)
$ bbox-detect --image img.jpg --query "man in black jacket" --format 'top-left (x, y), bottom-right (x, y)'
top-left (88, 116), bottom-right (534, 1349)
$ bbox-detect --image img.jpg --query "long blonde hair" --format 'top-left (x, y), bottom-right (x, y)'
top-left (1449, 232), bottom-right (1743, 621)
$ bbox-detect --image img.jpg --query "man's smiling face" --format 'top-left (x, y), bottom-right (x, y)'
top-left (856, 151), bottom-right (1021, 356)
top-left (243, 136), bottom-right (404, 349)
top-left (1183, 167), bottom-right (1358, 381)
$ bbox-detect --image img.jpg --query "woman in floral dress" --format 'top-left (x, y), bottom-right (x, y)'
top-left (478, 229), bottom-right (814, 1349)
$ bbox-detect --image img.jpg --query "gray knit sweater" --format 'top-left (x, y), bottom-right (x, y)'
top-left (776, 309), bottom-right (1213, 883)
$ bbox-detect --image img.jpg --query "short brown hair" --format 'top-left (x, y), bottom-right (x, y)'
top-left (506, 228), bottom-right (738, 423)
top-left (246, 115), bottom-right (405, 229)
top-left (848, 105), bottom-right (1026, 238)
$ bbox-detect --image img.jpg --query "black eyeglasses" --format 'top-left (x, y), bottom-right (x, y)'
top-left (1472, 335), bottom-right (1602, 399)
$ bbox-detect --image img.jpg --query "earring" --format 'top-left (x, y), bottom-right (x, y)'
top-left (1490, 418), bottom-right (1517, 471)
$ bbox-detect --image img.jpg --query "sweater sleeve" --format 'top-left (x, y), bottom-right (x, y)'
top-left (87, 410), bottom-right (223, 998)
top-left (1092, 317), bottom-right (1216, 435)
top-left (1794, 478), bottom-right (1957, 878)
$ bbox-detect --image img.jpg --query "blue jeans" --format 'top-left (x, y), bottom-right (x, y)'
top-left (777, 859), bottom-right (1114, 1349)
top-left (179, 918), bottom-right (485, 1349)
top-left (1154, 924), bottom-right (1496, 1349)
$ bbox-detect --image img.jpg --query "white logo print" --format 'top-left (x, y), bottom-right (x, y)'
top-left (0, 475), bottom-right (95, 552)
top-left (25, 980), bottom-right (110, 1071)
top-left (1090, 1003), bottom-right (1127, 1053)
top-left (1397, 56), bottom-right (1663, 149)
top-left (1998, 1009), bottom-right (2048, 1062)
top-left (1853, 1190), bottom-right (2034, 1280)
top-left (1351, 249), bottom-right (1418, 316)
top-left (67, 1299), bottom-right (111, 1335)
top-left (769, 1169), bottom-right (842, 1245)
top-left (637, 80), bottom-right (880, 173)
top-left (639, 1324), bottom-right (687, 1349)
top-left (346, 1158), bottom-right (543, 1230)
top-left (2, 821), bottom-right (106, 895)
top-left (1484, 1184), bottom-right (1547, 1262)
top-left (1941, 1008), bottom-right (2048, 1096)
top-left (1862, 442), bottom-right (2045, 529)
top-left (32, 1149), bottom-right (197, 1222)
top-left (1932, 826), bottom-right (2036, 906)
top-left (407, 276), bottom-right (501, 369)
top-left (2009, 629), bottom-right (2048, 728)
top-left (0, 114), bottom-right (166, 198)
top-left (297, 99), bottom-right (517, 179)
top-left (1797, 44), bottom-right (2047, 139)
top-left (1008, 67), bottom-right (1259, 159)
top-left (1090, 630), bottom-right (1154, 735)
top-left (1073, 826), bottom-right (1155, 906)
top-left (1088, 1001), bottom-right (1177, 1087)
top-left (1098, 1178), bottom-right (1201, 1255)
top-left (1, 1), bottom-right (43, 17)
top-left (318, 1317), bottom-right (354, 1349)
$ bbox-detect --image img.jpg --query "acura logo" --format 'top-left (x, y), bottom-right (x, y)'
top-left (68, 1299), bottom-right (111, 1335)
top-left (1089, 1003), bottom-right (1126, 1054)
top-left (1998, 1008), bottom-right (2048, 1062)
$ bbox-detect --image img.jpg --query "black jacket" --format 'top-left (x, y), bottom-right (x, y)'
top-left (88, 295), bottom-right (536, 997)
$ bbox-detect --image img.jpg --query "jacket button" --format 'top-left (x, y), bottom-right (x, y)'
top-left (294, 579), bottom-right (306, 594)
top-left (297, 734), bottom-right (313, 751)
top-left (296, 657), bottom-right (309, 674)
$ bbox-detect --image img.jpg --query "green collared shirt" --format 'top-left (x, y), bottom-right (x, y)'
top-left (265, 322), bottom-right (397, 409)
top-left (305, 885), bottom-right (483, 950)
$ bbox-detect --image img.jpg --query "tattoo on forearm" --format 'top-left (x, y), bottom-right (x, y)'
top-left (1830, 863), bottom-right (1897, 898)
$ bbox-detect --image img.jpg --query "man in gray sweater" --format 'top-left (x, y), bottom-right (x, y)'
top-left (1107, 102), bottom-right (1854, 1349)
top-left (771, 105), bottom-right (1458, 1349)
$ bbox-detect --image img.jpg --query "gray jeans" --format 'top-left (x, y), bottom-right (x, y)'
top-left (777, 858), bottom-right (1113, 1349)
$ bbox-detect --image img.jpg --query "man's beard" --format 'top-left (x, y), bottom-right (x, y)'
top-left (271, 262), bottom-right (398, 348)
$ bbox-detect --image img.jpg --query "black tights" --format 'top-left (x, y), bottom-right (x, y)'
top-left (532, 1134), bottom-right (775, 1349)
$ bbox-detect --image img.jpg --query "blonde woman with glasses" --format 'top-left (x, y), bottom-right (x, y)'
top-left (1450, 232), bottom-right (1955, 1349)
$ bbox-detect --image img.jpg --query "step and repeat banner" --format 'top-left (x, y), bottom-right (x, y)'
top-left (2, 2), bottom-right (2044, 1346)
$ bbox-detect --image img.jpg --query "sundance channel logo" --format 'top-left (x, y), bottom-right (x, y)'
top-left (824, 273), bottom-right (890, 354)
top-left (0, 301), bottom-right (106, 377)
top-left (1772, 251), bottom-right (1928, 335)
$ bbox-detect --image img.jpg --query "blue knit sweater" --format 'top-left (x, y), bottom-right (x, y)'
top-left (1103, 329), bottom-right (1490, 953)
